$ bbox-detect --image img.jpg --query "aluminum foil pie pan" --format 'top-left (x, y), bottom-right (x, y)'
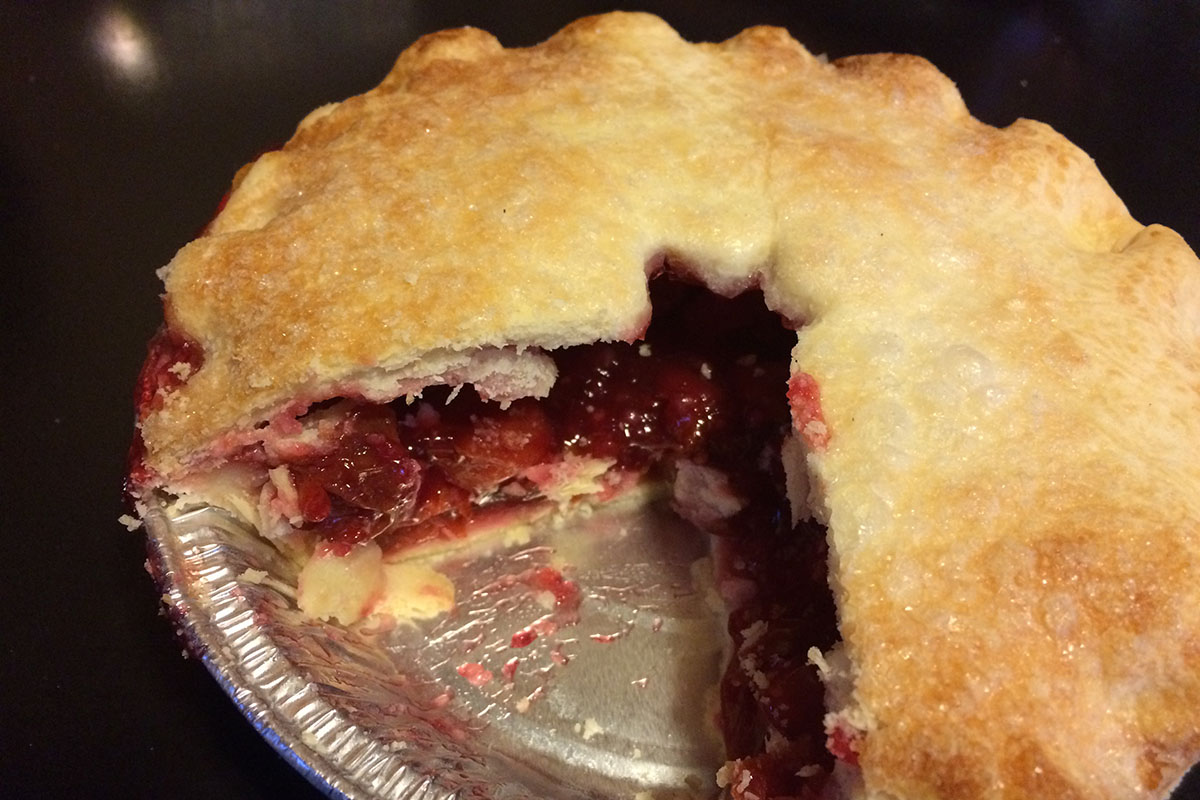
top-left (145, 493), bottom-right (727, 799)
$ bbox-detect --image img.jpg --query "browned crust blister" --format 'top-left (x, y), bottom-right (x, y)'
top-left (136, 12), bottom-right (1200, 799)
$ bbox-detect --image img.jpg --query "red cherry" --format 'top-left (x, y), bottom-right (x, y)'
top-left (295, 476), bottom-right (332, 522)
top-left (133, 326), bottom-right (204, 417)
top-left (446, 401), bottom-right (555, 490)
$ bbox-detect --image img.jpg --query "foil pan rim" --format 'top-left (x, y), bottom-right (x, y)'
top-left (144, 502), bottom-right (458, 800)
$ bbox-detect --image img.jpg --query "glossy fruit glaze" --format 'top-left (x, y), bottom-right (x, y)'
top-left (280, 279), bottom-right (801, 554)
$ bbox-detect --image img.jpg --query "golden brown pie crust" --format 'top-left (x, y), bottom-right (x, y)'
top-left (134, 12), bottom-right (1200, 799)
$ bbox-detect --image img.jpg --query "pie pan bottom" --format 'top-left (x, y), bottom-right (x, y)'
top-left (145, 492), bottom-right (730, 799)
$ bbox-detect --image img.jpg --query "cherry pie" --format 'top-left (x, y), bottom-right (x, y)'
top-left (129, 13), bottom-right (1200, 800)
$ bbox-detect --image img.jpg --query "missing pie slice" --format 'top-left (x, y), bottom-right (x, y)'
top-left (128, 12), bottom-right (1200, 800)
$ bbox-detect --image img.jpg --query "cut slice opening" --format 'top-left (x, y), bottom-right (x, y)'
top-left (155, 275), bottom-right (846, 796)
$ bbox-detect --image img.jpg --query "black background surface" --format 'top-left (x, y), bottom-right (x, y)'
top-left (3, 2), bottom-right (1198, 798)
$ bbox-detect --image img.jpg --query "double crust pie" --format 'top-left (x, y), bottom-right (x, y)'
top-left (128, 13), bottom-right (1200, 800)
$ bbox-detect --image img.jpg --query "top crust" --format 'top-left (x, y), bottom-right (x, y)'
top-left (136, 12), bottom-right (1200, 800)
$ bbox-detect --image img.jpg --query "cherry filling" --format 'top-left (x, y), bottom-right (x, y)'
top-left (275, 281), bottom-right (802, 557)
top-left (719, 525), bottom-right (839, 797)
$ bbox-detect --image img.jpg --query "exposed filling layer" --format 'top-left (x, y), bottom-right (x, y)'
top-left (147, 279), bottom-right (842, 795)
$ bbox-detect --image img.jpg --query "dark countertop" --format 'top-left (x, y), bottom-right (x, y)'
top-left (3, 2), bottom-right (1197, 797)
